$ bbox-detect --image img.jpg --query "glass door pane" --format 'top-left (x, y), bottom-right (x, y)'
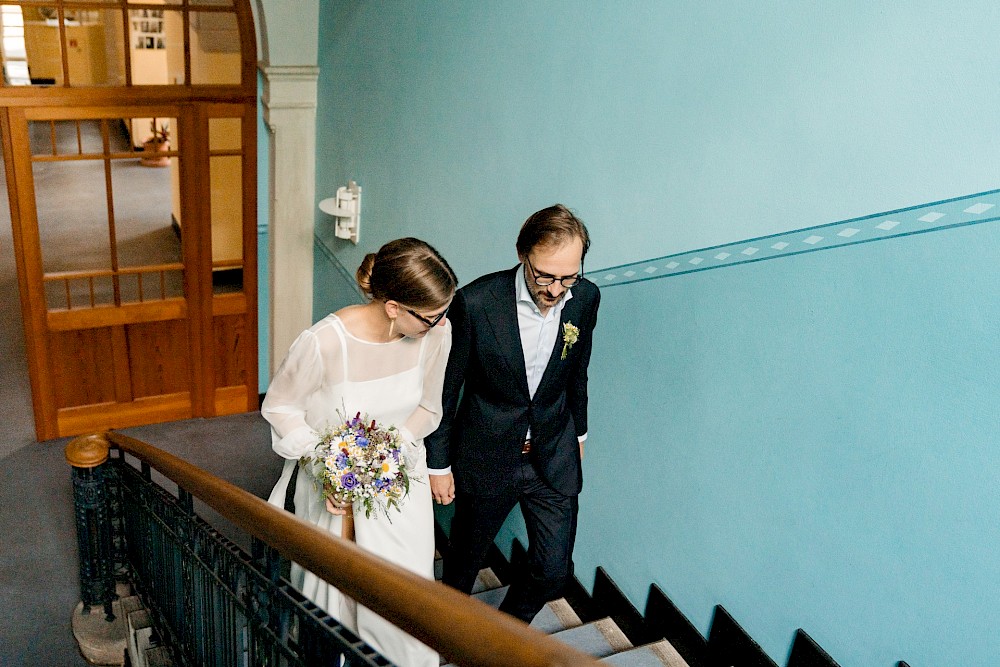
top-left (208, 116), bottom-right (242, 294)
top-left (30, 116), bottom-right (183, 310)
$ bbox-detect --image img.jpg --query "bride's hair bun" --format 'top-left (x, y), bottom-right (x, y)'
top-left (355, 253), bottom-right (378, 297)
top-left (357, 238), bottom-right (458, 309)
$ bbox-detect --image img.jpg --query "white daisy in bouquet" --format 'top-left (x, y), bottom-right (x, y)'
top-left (301, 411), bottom-right (414, 520)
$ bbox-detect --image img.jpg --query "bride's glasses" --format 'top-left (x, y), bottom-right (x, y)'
top-left (406, 307), bottom-right (449, 329)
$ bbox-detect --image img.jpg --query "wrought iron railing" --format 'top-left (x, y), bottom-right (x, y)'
top-left (66, 432), bottom-right (601, 667)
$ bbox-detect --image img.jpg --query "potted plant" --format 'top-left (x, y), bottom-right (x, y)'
top-left (140, 118), bottom-right (170, 167)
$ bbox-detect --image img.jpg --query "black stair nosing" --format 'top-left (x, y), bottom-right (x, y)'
top-left (563, 570), bottom-right (602, 624)
top-left (645, 583), bottom-right (710, 667)
top-left (593, 566), bottom-right (654, 646)
top-left (787, 629), bottom-right (840, 667)
top-left (707, 605), bottom-right (779, 667)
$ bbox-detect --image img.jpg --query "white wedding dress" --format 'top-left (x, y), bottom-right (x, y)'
top-left (263, 313), bottom-right (451, 667)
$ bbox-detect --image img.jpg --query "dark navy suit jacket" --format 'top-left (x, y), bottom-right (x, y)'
top-left (426, 266), bottom-right (600, 496)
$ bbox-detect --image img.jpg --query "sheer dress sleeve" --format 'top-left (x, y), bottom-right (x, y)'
top-left (399, 321), bottom-right (452, 445)
top-left (261, 328), bottom-right (325, 459)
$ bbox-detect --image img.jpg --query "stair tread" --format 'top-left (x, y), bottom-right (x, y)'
top-left (550, 618), bottom-right (632, 658)
top-left (438, 604), bottom-right (596, 667)
top-left (471, 585), bottom-right (507, 607)
top-left (601, 640), bottom-right (689, 667)
top-left (145, 645), bottom-right (175, 666)
top-left (470, 567), bottom-right (502, 593)
top-left (533, 597), bottom-right (583, 634)
top-left (118, 594), bottom-right (145, 617)
top-left (471, 586), bottom-right (582, 634)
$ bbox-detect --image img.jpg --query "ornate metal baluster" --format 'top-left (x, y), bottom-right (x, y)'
top-left (65, 435), bottom-right (115, 621)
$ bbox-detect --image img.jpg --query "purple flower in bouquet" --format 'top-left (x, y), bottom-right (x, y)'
top-left (340, 472), bottom-right (358, 490)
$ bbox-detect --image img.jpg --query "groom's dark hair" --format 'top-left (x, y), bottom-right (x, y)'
top-left (516, 204), bottom-right (590, 260)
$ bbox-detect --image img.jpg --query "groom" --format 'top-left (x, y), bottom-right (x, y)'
top-left (426, 204), bottom-right (600, 623)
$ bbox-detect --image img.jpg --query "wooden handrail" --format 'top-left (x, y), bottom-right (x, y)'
top-left (68, 432), bottom-right (603, 667)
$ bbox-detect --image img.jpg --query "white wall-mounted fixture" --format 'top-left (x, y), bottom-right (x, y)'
top-left (319, 180), bottom-right (361, 244)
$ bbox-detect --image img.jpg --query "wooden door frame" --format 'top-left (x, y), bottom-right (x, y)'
top-left (1, 108), bottom-right (53, 438)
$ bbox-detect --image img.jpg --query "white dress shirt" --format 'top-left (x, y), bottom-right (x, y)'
top-left (517, 266), bottom-right (570, 399)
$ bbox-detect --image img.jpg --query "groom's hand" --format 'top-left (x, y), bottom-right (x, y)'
top-left (430, 473), bottom-right (455, 505)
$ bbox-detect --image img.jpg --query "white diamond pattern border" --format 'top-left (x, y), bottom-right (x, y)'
top-left (589, 190), bottom-right (1000, 287)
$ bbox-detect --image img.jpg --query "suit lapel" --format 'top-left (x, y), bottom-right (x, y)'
top-left (536, 288), bottom-right (584, 390)
top-left (482, 267), bottom-right (531, 397)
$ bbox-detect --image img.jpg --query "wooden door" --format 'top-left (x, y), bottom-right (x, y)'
top-left (3, 104), bottom-right (256, 440)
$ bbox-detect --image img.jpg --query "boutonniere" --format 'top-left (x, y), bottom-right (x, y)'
top-left (561, 322), bottom-right (580, 360)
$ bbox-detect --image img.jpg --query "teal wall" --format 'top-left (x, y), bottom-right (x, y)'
top-left (309, 2), bottom-right (1000, 664)
top-left (313, 224), bottom-right (364, 318)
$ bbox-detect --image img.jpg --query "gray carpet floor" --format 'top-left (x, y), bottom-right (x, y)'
top-left (1, 140), bottom-right (283, 666)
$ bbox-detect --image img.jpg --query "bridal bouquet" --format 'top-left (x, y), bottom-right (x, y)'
top-left (300, 412), bottom-right (413, 520)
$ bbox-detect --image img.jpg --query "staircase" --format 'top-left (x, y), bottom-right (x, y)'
top-left (88, 554), bottom-right (689, 667)
top-left (72, 583), bottom-right (175, 667)
top-left (441, 557), bottom-right (689, 667)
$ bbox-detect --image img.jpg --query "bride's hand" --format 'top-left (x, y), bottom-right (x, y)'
top-left (325, 495), bottom-right (350, 515)
top-left (430, 472), bottom-right (455, 505)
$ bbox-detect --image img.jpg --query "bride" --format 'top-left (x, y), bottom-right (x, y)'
top-left (263, 237), bottom-right (457, 667)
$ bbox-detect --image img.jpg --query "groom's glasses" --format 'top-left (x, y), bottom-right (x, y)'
top-left (406, 307), bottom-right (449, 329)
top-left (525, 256), bottom-right (584, 288)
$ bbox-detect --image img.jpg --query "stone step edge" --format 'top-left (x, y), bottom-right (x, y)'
top-left (548, 597), bottom-right (583, 630)
top-left (477, 567), bottom-right (502, 589)
top-left (622, 639), bottom-right (689, 667)
top-left (594, 617), bottom-right (633, 653)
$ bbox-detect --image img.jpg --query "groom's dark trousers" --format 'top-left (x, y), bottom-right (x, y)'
top-left (426, 266), bottom-right (599, 623)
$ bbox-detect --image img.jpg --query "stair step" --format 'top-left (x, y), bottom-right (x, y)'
top-left (472, 584), bottom-right (507, 607)
top-left (470, 567), bottom-right (502, 594)
top-left (550, 618), bottom-right (632, 659)
top-left (145, 645), bottom-right (175, 666)
top-left (601, 640), bottom-right (689, 667)
top-left (531, 597), bottom-right (583, 634)
top-left (471, 585), bottom-right (583, 634)
top-left (128, 608), bottom-right (156, 667)
top-left (119, 594), bottom-right (145, 618)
